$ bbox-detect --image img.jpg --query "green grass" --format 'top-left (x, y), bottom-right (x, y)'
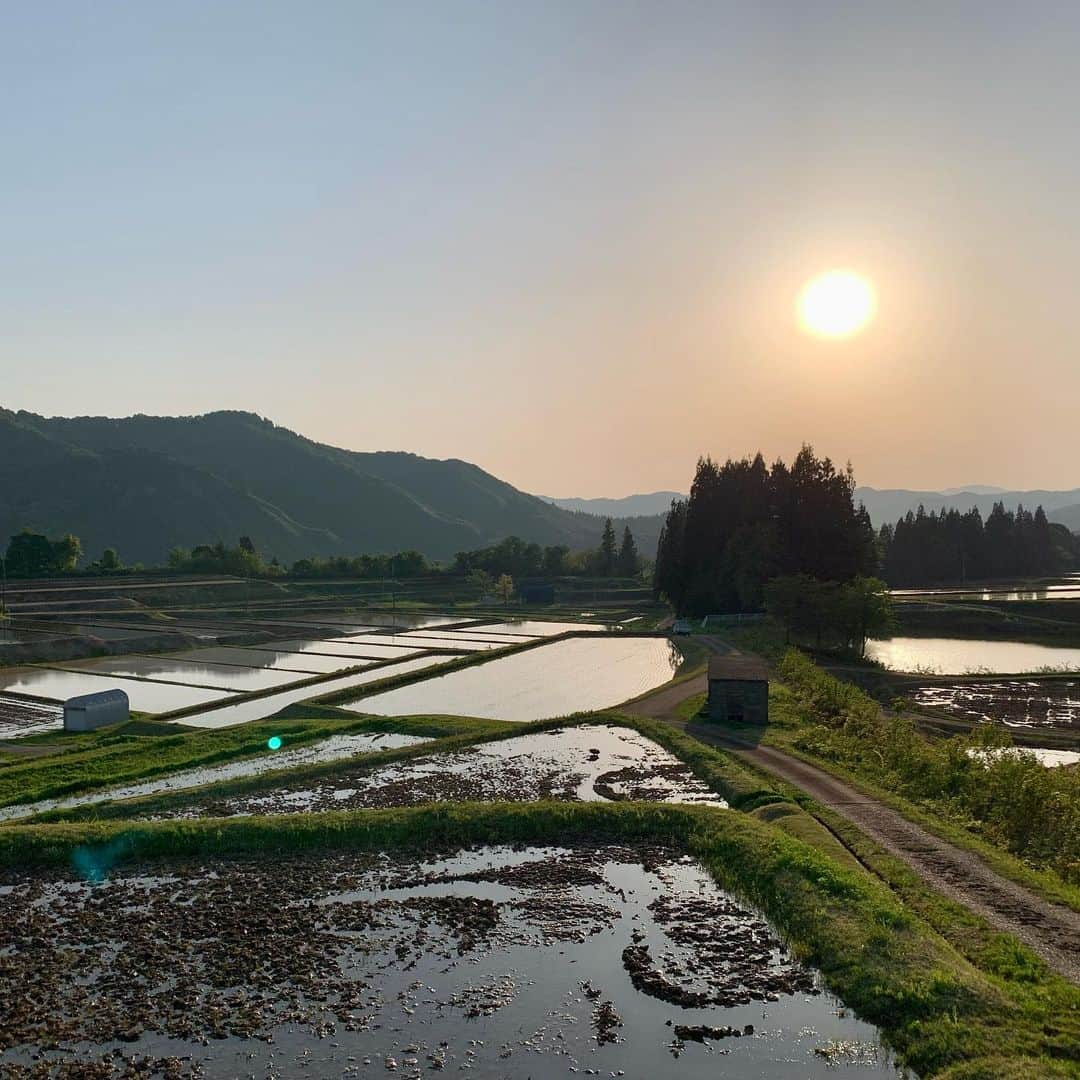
top-left (768, 651), bottom-right (1080, 903)
top-left (1, 800), bottom-right (1075, 1077)
top-left (0, 711), bottom-right (509, 812)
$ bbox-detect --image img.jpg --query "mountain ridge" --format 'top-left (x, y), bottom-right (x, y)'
top-left (543, 491), bottom-right (686, 518)
top-left (855, 485), bottom-right (1080, 532)
top-left (0, 409), bottom-right (664, 565)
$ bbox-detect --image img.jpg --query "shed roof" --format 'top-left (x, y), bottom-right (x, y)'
top-left (707, 655), bottom-right (769, 682)
top-left (64, 688), bottom-right (130, 709)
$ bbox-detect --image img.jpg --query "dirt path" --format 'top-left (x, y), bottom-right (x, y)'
top-left (626, 642), bottom-right (1080, 983)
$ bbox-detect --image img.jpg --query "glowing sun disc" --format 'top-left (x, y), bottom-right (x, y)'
top-left (798, 271), bottom-right (875, 338)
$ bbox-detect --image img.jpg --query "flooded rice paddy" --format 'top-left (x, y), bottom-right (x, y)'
top-left (866, 636), bottom-right (1080, 674)
top-left (969, 746), bottom-right (1080, 768)
top-left (892, 572), bottom-right (1080, 601)
top-left (0, 843), bottom-right (901, 1078)
top-left (463, 619), bottom-right (607, 635)
top-left (403, 629), bottom-right (542, 646)
top-left (154, 723), bottom-right (727, 819)
top-left (348, 637), bottom-right (682, 722)
top-left (54, 655), bottom-right (305, 692)
top-left (177, 655), bottom-right (454, 729)
top-left (913, 680), bottom-right (1080, 730)
top-left (0, 694), bottom-right (62, 738)
top-left (0, 668), bottom-right (233, 720)
top-left (0, 731), bottom-right (431, 823)
top-left (159, 645), bottom-right (350, 673)
top-left (251, 636), bottom-right (433, 660)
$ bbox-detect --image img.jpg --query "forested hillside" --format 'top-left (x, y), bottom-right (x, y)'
top-left (0, 410), bottom-right (662, 565)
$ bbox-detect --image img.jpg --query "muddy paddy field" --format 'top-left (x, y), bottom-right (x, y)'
top-left (0, 842), bottom-right (899, 1079)
top-left (149, 724), bottom-right (728, 821)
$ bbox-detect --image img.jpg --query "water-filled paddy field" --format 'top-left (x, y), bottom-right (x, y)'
top-left (456, 619), bottom-right (609, 636)
top-left (0, 667), bottom-right (233, 718)
top-left (248, 636), bottom-right (432, 659)
top-left (146, 723), bottom-right (726, 820)
top-left (866, 636), bottom-right (1080, 674)
top-left (0, 693), bottom-right (61, 737)
top-left (0, 731), bottom-right (432, 823)
top-left (177, 655), bottom-right (453, 729)
top-left (0, 843), bottom-right (900, 1078)
top-left (892, 572), bottom-right (1080, 601)
top-left (54, 655), bottom-right (306, 692)
top-left (969, 746), bottom-right (1080, 768)
top-left (913, 679), bottom-right (1080, 730)
top-left (158, 644), bottom-right (350, 673)
top-left (348, 637), bottom-right (682, 722)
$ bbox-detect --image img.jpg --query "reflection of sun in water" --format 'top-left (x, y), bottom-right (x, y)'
top-left (798, 271), bottom-right (875, 339)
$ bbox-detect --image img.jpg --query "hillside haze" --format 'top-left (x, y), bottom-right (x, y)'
top-left (543, 492), bottom-right (686, 518)
top-left (0, 410), bottom-right (663, 565)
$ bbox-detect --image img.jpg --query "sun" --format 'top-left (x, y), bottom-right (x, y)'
top-left (797, 271), bottom-right (876, 339)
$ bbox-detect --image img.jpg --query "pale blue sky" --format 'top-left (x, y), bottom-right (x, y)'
top-left (3, 3), bottom-right (1079, 494)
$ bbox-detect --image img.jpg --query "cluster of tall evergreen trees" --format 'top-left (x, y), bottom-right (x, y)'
top-left (654, 447), bottom-right (877, 615)
top-left (878, 503), bottom-right (1071, 586)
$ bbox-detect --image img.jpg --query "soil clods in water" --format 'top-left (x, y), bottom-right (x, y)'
top-left (0, 843), bottom-right (904, 1078)
top-left (152, 724), bottom-right (727, 819)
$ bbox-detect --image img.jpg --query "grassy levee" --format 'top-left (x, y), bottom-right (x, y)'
top-left (0, 800), bottom-right (1071, 1078)
top-left (896, 598), bottom-right (1080, 647)
top-left (768, 652), bottom-right (1080, 908)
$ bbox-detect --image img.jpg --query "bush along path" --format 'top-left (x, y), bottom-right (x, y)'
top-left (625, 639), bottom-right (1080, 985)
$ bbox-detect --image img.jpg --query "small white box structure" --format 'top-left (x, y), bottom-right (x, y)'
top-left (63, 689), bottom-right (130, 732)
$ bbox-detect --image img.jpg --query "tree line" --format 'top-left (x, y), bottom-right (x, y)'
top-left (1, 520), bottom-right (642, 582)
top-left (452, 522), bottom-right (640, 580)
top-left (654, 446), bottom-right (877, 615)
top-left (877, 503), bottom-right (1078, 586)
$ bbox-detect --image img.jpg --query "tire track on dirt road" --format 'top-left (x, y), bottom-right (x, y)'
top-left (626, 639), bottom-right (1080, 982)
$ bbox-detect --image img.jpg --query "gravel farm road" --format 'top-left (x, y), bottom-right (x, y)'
top-left (626, 636), bottom-right (1080, 984)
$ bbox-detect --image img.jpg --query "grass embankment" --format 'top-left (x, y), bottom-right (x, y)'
top-left (896, 598), bottom-right (1080, 646)
top-left (1, 801), bottom-right (1075, 1078)
top-left (769, 650), bottom-right (1080, 898)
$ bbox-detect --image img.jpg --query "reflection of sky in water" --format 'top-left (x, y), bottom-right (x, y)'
top-left (55, 656), bottom-right (306, 692)
top-left (866, 636), bottom-right (1080, 674)
top-left (156, 646), bottom-right (348, 673)
top-left (185, 724), bottom-right (727, 818)
top-left (0, 731), bottom-right (430, 823)
top-left (914, 680), bottom-right (1080, 728)
top-left (251, 637), bottom-right (428, 659)
top-left (892, 573), bottom-right (1080, 602)
top-left (0, 668), bottom-right (232, 717)
top-left (349, 637), bottom-right (682, 722)
top-left (968, 746), bottom-right (1080, 768)
top-left (179, 655), bottom-right (452, 729)
top-left (7, 845), bottom-right (901, 1077)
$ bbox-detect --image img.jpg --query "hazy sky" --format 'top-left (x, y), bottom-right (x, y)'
top-left (4, 3), bottom-right (1080, 496)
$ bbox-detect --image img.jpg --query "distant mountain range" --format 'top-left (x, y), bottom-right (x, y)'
top-left (542, 491), bottom-right (686, 518)
top-left (855, 486), bottom-right (1080, 532)
top-left (0, 410), bottom-right (664, 565)
top-left (547, 483), bottom-right (1080, 535)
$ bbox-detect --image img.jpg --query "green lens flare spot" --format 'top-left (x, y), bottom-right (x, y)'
top-left (267, 736), bottom-right (283, 751)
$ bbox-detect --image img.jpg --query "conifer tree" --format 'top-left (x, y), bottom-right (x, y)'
top-left (599, 518), bottom-right (617, 576)
top-left (616, 525), bottom-right (639, 577)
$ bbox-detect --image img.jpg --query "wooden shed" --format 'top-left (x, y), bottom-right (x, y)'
top-left (707, 655), bottom-right (769, 725)
top-left (64, 689), bottom-right (130, 732)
